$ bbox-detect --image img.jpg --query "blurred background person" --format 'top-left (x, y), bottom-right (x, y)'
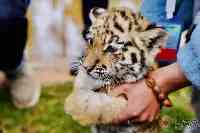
top-left (0, 0), bottom-right (41, 108)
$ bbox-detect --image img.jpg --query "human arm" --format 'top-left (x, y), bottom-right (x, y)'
top-left (112, 63), bottom-right (190, 123)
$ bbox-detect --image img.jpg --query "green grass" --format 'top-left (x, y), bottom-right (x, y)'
top-left (0, 83), bottom-right (195, 133)
top-left (161, 87), bottom-right (195, 133)
top-left (0, 82), bottom-right (90, 133)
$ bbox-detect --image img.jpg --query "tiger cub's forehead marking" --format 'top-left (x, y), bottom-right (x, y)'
top-left (122, 47), bottom-right (141, 64)
top-left (89, 8), bottom-right (152, 48)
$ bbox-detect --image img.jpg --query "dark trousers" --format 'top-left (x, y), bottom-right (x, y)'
top-left (82, 0), bottom-right (108, 28)
top-left (0, 0), bottom-right (29, 73)
top-left (191, 87), bottom-right (200, 132)
top-left (81, 0), bottom-right (108, 40)
top-left (0, 18), bottom-right (27, 73)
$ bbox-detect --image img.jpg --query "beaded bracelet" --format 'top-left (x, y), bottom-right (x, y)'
top-left (144, 73), bottom-right (172, 107)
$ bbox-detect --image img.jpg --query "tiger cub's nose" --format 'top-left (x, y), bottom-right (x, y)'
top-left (96, 64), bottom-right (107, 72)
top-left (96, 67), bottom-right (104, 72)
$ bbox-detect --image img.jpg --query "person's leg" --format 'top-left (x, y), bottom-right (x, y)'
top-left (0, 0), bottom-right (41, 108)
top-left (191, 87), bottom-right (200, 130)
top-left (0, 18), bottom-right (27, 72)
top-left (183, 87), bottom-right (200, 133)
top-left (0, 0), bottom-right (29, 72)
top-left (141, 0), bottom-right (193, 26)
top-left (140, 0), bottom-right (166, 23)
top-left (174, 0), bottom-right (193, 29)
top-left (82, 0), bottom-right (108, 29)
top-left (82, 0), bottom-right (108, 42)
top-left (182, 23), bottom-right (200, 133)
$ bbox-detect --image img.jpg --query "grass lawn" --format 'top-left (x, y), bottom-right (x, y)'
top-left (0, 82), bottom-right (195, 133)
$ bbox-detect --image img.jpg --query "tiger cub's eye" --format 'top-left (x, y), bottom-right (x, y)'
top-left (104, 45), bottom-right (118, 53)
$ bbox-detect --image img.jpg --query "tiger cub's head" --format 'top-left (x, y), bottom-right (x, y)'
top-left (78, 7), bottom-right (168, 91)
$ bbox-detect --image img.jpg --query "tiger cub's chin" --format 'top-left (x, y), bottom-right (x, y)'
top-left (74, 67), bottom-right (108, 91)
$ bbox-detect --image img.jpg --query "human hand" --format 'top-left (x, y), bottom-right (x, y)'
top-left (112, 63), bottom-right (189, 124)
top-left (112, 80), bottom-right (161, 124)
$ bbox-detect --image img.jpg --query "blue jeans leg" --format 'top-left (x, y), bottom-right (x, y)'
top-left (140, 0), bottom-right (166, 22)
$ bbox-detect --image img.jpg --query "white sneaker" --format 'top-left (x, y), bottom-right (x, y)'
top-left (10, 64), bottom-right (41, 109)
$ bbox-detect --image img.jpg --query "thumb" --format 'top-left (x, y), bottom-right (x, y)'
top-left (163, 98), bottom-right (172, 107)
top-left (159, 93), bottom-right (172, 107)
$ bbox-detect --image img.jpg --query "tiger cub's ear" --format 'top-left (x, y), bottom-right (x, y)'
top-left (89, 7), bottom-right (107, 23)
top-left (139, 28), bottom-right (168, 57)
